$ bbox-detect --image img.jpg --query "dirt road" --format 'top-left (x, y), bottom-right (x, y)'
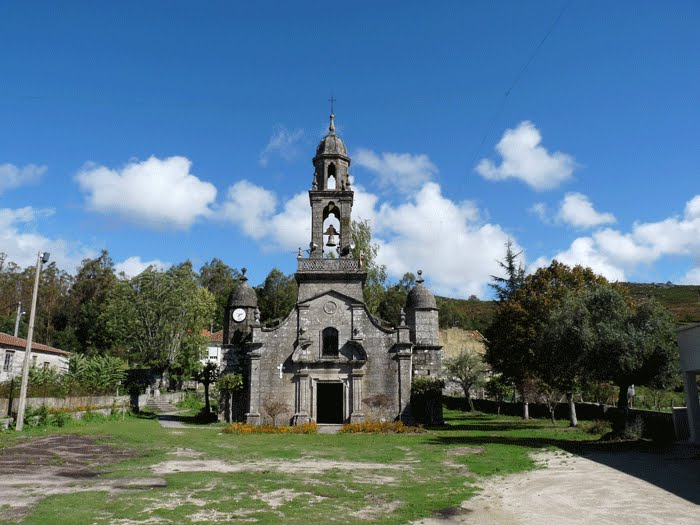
top-left (416, 448), bottom-right (700, 525)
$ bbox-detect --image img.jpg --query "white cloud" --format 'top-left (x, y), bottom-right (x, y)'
top-left (529, 202), bottom-right (549, 223)
top-left (0, 206), bottom-right (94, 271)
top-left (0, 163), bottom-right (47, 194)
top-left (354, 149), bottom-right (438, 193)
top-left (221, 178), bottom-right (517, 298)
top-left (681, 267), bottom-right (700, 285)
top-left (533, 194), bottom-right (700, 281)
top-left (75, 156), bottom-right (216, 230)
top-left (115, 256), bottom-right (170, 277)
top-left (259, 125), bottom-right (304, 166)
top-left (371, 183), bottom-right (514, 297)
top-left (557, 192), bottom-right (616, 228)
top-left (475, 121), bottom-right (575, 191)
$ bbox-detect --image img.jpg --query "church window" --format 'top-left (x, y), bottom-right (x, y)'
top-left (327, 163), bottom-right (336, 189)
top-left (322, 327), bottom-right (339, 357)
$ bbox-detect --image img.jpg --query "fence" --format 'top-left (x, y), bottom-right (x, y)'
top-left (444, 396), bottom-right (677, 443)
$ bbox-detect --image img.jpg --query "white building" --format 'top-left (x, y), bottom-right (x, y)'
top-left (0, 332), bottom-right (70, 382)
top-left (677, 323), bottom-right (700, 445)
top-left (202, 329), bottom-right (224, 368)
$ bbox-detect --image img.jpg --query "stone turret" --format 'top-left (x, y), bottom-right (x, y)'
top-left (223, 268), bottom-right (259, 345)
top-left (405, 270), bottom-right (441, 377)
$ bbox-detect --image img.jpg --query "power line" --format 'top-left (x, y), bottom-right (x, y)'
top-left (469, 0), bottom-right (573, 169)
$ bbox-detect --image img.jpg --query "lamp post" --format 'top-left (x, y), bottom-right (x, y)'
top-left (15, 251), bottom-right (50, 431)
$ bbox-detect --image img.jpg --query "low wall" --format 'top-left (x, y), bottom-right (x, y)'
top-left (444, 397), bottom-right (676, 442)
top-left (0, 391), bottom-right (184, 417)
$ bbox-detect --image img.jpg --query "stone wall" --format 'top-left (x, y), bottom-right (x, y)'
top-left (0, 391), bottom-right (184, 417)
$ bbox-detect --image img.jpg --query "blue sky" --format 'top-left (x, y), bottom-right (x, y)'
top-left (1, 1), bottom-right (699, 298)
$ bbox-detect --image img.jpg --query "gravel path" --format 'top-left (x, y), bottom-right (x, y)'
top-left (415, 447), bottom-right (700, 525)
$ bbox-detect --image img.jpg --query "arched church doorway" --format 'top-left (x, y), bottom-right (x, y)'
top-left (316, 382), bottom-right (344, 423)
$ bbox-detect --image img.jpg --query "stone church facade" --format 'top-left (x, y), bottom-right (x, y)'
top-left (221, 113), bottom-right (441, 425)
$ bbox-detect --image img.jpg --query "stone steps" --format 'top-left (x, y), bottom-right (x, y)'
top-left (144, 400), bottom-right (179, 413)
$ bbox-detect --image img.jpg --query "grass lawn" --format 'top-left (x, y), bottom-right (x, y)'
top-left (0, 409), bottom-right (606, 524)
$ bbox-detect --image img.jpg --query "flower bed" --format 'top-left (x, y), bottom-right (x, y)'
top-left (224, 422), bottom-right (318, 434)
top-left (340, 420), bottom-right (424, 433)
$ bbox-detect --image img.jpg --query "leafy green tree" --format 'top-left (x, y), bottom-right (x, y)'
top-left (256, 268), bottom-right (297, 324)
top-left (485, 375), bottom-right (512, 415)
top-left (584, 285), bottom-right (678, 409)
top-left (194, 361), bottom-right (219, 414)
top-left (351, 220), bottom-right (387, 316)
top-left (68, 251), bottom-right (117, 355)
top-left (444, 349), bottom-right (489, 411)
top-left (537, 290), bottom-right (596, 426)
top-left (198, 258), bottom-right (240, 331)
top-left (377, 272), bottom-right (415, 325)
top-left (486, 259), bottom-right (607, 419)
top-left (104, 262), bottom-right (215, 384)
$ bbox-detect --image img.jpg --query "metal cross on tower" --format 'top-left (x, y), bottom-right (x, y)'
top-left (328, 95), bottom-right (336, 114)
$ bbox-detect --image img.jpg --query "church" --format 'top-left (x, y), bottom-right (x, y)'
top-left (221, 113), bottom-right (442, 425)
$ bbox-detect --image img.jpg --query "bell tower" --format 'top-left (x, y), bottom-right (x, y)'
top-left (308, 113), bottom-right (354, 258)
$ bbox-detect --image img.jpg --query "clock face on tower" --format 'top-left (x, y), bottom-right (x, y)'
top-left (232, 308), bottom-right (246, 322)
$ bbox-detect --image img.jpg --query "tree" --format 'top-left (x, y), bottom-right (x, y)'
top-left (489, 240), bottom-right (525, 302)
top-left (377, 272), bottom-right (415, 326)
top-left (584, 285), bottom-right (678, 410)
top-left (194, 361), bottom-right (219, 414)
top-left (256, 268), bottom-right (297, 324)
top-left (486, 259), bottom-right (607, 420)
top-left (198, 258), bottom-right (240, 331)
top-left (104, 262), bottom-right (215, 384)
top-left (485, 375), bottom-right (511, 415)
top-left (68, 251), bottom-right (117, 355)
top-left (351, 220), bottom-right (387, 316)
top-left (536, 290), bottom-right (596, 426)
top-left (262, 398), bottom-right (289, 426)
top-left (444, 349), bottom-right (489, 411)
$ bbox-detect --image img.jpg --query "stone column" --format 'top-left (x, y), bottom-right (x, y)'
top-left (397, 349), bottom-right (413, 423)
top-left (683, 371), bottom-right (700, 444)
top-left (292, 368), bottom-right (310, 425)
top-left (350, 369), bottom-right (365, 423)
top-left (245, 352), bottom-right (261, 425)
top-left (310, 195), bottom-right (323, 258)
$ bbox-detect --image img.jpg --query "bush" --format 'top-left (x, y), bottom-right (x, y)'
top-left (340, 420), bottom-right (424, 434)
top-left (224, 422), bottom-right (319, 434)
top-left (177, 391), bottom-right (203, 411)
top-left (51, 411), bottom-right (70, 427)
top-left (579, 419), bottom-right (613, 436)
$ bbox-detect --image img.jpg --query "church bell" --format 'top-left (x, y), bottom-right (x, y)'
top-left (324, 224), bottom-right (339, 247)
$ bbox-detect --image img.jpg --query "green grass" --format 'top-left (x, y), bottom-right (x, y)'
top-left (1, 408), bottom-right (606, 524)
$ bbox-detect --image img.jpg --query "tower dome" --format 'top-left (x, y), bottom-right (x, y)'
top-left (227, 268), bottom-right (258, 308)
top-left (314, 114), bottom-right (349, 161)
top-left (405, 270), bottom-right (437, 310)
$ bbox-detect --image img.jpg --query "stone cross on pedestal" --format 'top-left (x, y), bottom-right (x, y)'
top-left (276, 363), bottom-right (284, 379)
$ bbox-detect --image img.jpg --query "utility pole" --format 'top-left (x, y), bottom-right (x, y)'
top-left (13, 302), bottom-right (23, 338)
top-left (15, 251), bottom-right (50, 431)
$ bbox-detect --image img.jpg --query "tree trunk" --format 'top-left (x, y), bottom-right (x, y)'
top-left (617, 382), bottom-right (630, 410)
top-left (463, 387), bottom-right (473, 412)
top-left (204, 383), bottom-right (211, 413)
top-left (549, 407), bottom-right (556, 425)
top-left (567, 392), bottom-right (578, 427)
top-left (523, 400), bottom-right (529, 420)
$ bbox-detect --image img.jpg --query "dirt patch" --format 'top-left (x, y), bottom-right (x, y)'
top-left (447, 447), bottom-right (484, 456)
top-left (351, 494), bottom-right (402, 520)
top-left (414, 449), bottom-right (700, 525)
top-left (151, 457), bottom-right (407, 476)
top-left (0, 434), bottom-right (154, 521)
top-left (254, 488), bottom-right (326, 509)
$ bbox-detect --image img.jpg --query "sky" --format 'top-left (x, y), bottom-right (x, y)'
top-left (1, 1), bottom-right (699, 298)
